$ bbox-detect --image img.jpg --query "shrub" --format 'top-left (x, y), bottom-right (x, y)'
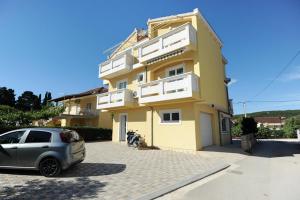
top-left (256, 125), bottom-right (272, 139)
top-left (283, 117), bottom-right (297, 138)
top-left (241, 117), bottom-right (258, 136)
top-left (272, 130), bottom-right (284, 138)
top-left (231, 119), bottom-right (242, 138)
top-left (0, 126), bottom-right (112, 141)
top-left (63, 126), bottom-right (112, 141)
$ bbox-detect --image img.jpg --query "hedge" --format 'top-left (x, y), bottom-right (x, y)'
top-left (0, 126), bottom-right (112, 141)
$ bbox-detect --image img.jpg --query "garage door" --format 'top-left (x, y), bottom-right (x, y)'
top-left (200, 112), bottom-right (213, 147)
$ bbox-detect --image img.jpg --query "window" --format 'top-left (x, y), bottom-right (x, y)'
top-left (160, 109), bottom-right (181, 124)
top-left (117, 80), bottom-right (128, 89)
top-left (137, 72), bottom-right (145, 83)
top-left (86, 103), bottom-right (92, 111)
top-left (0, 131), bottom-right (25, 144)
top-left (166, 64), bottom-right (185, 77)
top-left (221, 117), bottom-right (230, 133)
top-left (25, 131), bottom-right (51, 143)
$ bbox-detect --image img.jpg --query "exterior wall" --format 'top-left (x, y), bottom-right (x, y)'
top-left (112, 107), bottom-right (150, 143)
top-left (193, 15), bottom-right (228, 111)
top-left (111, 31), bottom-right (138, 58)
top-left (152, 102), bottom-right (197, 150)
top-left (101, 11), bottom-right (230, 150)
top-left (149, 20), bottom-right (191, 38)
top-left (152, 60), bottom-right (194, 80)
top-left (99, 112), bottom-right (113, 129)
top-left (108, 67), bottom-right (145, 92)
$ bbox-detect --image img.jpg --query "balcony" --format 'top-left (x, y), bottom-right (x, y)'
top-left (99, 51), bottom-right (133, 79)
top-left (136, 23), bottom-right (197, 64)
top-left (138, 72), bottom-right (199, 104)
top-left (97, 89), bottom-right (134, 110)
top-left (62, 107), bottom-right (98, 118)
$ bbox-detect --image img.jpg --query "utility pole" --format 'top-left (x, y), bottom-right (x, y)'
top-left (243, 102), bottom-right (247, 117)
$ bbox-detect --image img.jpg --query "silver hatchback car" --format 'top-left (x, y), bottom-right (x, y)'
top-left (0, 128), bottom-right (85, 177)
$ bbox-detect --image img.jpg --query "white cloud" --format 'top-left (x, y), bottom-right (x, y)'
top-left (228, 78), bottom-right (238, 86)
top-left (280, 66), bottom-right (300, 82)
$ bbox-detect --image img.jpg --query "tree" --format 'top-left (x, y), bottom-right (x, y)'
top-left (0, 87), bottom-right (16, 107)
top-left (241, 117), bottom-right (258, 135)
top-left (231, 118), bottom-right (242, 137)
top-left (16, 91), bottom-right (40, 111)
top-left (283, 117), bottom-right (297, 138)
top-left (42, 92), bottom-right (52, 106)
top-left (0, 105), bottom-right (64, 127)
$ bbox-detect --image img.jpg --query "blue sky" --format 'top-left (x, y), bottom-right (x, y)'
top-left (0, 0), bottom-right (299, 114)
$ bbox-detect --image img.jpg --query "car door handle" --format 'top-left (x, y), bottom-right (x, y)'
top-left (41, 146), bottom-right (49, 148)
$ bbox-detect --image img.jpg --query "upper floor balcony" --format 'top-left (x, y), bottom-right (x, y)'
top-left (63, 106), bottom-right (98, 117)
top-left (99, 51), bottom-right (133, 79)
top-left (138, 72), bottom-right (199, 104)
top-left (96, 89), bottom-right (134, 110)
top-left (135, 23), bottom-right (197, 65)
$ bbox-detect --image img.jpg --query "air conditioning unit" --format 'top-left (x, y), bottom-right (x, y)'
top-left (132, 91), bottom-right (138, 98)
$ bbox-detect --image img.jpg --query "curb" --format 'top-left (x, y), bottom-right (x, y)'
top-left (132, 163), bottom-right (230, 200)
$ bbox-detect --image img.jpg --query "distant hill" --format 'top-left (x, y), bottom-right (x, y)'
top-left (234, 110), bottom-right (300, 119)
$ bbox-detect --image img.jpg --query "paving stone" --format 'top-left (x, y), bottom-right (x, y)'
top-left (0, 142), bottom-right (225, 200)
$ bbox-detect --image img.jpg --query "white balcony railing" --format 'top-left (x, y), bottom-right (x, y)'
top-left (99, 51), bottom-right (133, 79)
top-left (63, 107), bottom-right (98, 116)
top-left (96, 89), bottom-right (134, 109)
top-left (138, 72), bottom-right (199, 104)
top-left (135, 23), bottom-right (197, 64)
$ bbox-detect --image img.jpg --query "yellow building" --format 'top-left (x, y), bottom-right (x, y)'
top-left (97, 9), bottom-right (233, 150)
top-left (51, 87), bottom-right (112, 129)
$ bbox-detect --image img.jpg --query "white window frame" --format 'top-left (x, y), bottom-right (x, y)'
top-left (165, 63), bottom-right (185, 77)
top-left (136, 72), bottom-right (146, 84)
top-left (159, 109), bottom-right (181, 124)
top-left (116, 79), bottom-right (128, 90)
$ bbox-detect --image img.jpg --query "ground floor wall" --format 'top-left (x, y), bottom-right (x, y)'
top-left (111, 102), bottom-right (231, 151)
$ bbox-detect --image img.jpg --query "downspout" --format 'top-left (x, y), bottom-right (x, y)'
top-left (150, 106), bottom-right (154, 147)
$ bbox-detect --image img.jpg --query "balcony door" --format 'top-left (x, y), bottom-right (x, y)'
top-left (119, 113), bottom-right (128, 142)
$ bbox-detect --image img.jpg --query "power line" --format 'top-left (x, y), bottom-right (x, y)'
top-left (251, 50), bottom-right (300, 99)
top-left (234, 99), bottom-right (300, 104)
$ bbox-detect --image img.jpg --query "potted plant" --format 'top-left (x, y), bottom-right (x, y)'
top-left (240, 117), bottom-right (258, 152)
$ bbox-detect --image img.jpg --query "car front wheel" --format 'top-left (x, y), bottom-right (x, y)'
top-left (39, 157), bottom-right (61, 177)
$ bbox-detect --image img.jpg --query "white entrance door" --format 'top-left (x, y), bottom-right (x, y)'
top-left (119, 114), bottom-right (127, 141)
top-left (200, 112), bottom-right (213, 147)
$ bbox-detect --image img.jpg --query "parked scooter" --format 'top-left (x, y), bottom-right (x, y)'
top-left (127, 130), bottom-right (141, 148)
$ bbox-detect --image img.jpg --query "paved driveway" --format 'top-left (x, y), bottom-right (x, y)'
top-left (0, 142), bottom-right (227, 200)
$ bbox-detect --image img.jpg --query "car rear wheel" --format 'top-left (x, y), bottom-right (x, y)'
top-left (39, 157), bottom-right (61, 177)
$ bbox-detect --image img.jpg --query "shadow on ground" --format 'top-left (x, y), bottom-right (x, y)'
top-left (0, 177), bottom-right (105, 200)
top-left (252, 140), bottom-right (300, 158)
top-left (202, 139), bottom-right (300, 158)
top-left (0, 163), bottom-right (126, 177)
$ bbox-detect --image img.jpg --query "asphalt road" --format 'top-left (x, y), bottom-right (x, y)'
top-left (178, 140), bottom-right (300, 200)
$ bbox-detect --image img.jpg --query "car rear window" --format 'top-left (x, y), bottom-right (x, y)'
top-left (25, 131), bottom-right (52, 143)
top-left (60, 130), bottom-right (82, 143)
